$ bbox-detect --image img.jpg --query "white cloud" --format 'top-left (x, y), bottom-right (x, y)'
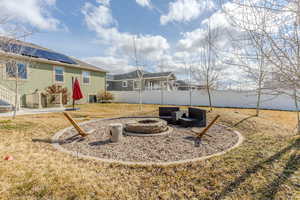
top-left (0, 0), bottom-right (61, 30)
top-left (160, 0), bottom-right (215, 25)
top-left (82, 2), bottom-right (116, 29)
top-left (82, 1), bottom-right (170, 66)
top-left (177, 28), bottom-right (207, 51)
top-left (136, 0), bottom-right (152, 8)
top-left (96, 0), bottom-right (111, 6)
top-left (83, 56), bottom-right (136, 74)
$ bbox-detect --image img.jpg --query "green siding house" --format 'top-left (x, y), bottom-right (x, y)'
top-left (0, 37), bottom-right (107, 108)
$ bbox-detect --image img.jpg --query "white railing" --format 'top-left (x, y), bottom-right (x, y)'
top-left (26, 92), bottom-right (41, 108)
top-left (0, 84), bottom-right (19, 109)
top-left (26, 92), bottom-right (63, 108)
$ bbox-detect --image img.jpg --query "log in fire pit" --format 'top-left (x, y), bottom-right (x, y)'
top-left (125, 118), bottom-right (169, 135)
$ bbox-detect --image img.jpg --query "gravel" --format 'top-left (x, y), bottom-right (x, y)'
top-left (58, 118), bottom-right (239, 163)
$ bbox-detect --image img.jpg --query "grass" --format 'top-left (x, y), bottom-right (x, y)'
top-left (0, 119), bottom-right (35, 131)
top-left (0, 103), bottom-right (299, 200)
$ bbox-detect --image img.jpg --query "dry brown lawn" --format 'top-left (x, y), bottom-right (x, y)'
top-left (0, 103), bottom-right (299, 200)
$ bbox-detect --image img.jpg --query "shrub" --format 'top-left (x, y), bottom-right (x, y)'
top-left (44, 84), bottom-right (69, 105)
top-left (98, 91), bottom-right (114, 102)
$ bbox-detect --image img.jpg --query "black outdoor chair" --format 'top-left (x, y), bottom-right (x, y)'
top-left (179, 107), bottom-right (207, 127)
top-left (159, 107), bottom-right (180, 123)
top-left (171, 110), bottom-right (188, 124)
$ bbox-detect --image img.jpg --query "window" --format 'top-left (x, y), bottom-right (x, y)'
top-left (6, 62), bottom-right (27, 80)
top-left (82, 71), bottom-right (91, 84)
top-left (54, 66), bottom-right (64, 82)
top-left (133, 80), bottom-right (140, 89)
top-left (122, 81), bottom-right (128, 87)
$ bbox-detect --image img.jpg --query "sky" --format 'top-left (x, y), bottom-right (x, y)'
top-left (0, 0), bottom-right (255, 88)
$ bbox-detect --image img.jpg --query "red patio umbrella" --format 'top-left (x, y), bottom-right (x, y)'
top-left (72, 78), bottom-right (83, 109)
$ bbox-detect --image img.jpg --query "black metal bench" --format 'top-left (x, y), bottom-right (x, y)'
top-left (179, 107), bottom-right (206, 127)
top-left (159, 107), bottom-right (180, 123)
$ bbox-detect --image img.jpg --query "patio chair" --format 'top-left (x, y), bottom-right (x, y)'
top-left (159, 107), bottom-right (180, 123)
top-left (179, 107), bottom-right (207, 127)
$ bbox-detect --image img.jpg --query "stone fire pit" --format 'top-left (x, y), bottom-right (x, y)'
top-left (54, 117), bottom-right (242, 163)
top-left (125, 118), bottom-right (169, 135)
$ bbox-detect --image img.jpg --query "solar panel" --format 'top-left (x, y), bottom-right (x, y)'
top-left (0, 43), bottom-right (77, 65)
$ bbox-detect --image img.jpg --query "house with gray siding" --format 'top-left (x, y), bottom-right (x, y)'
top-left (175, 80), bottom-right (206, 91)
top-left (107, 70), bottom-right (177, 91)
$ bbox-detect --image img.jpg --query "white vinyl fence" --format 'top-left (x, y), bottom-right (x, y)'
top-left (111, 90), bottom-right (298, 111)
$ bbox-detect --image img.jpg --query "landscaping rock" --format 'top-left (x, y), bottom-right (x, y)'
top-left (59, 118), bottom-right (240, 163)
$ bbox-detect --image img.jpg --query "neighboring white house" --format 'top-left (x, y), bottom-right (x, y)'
top-left (107, 70), bottom-right (177, 91)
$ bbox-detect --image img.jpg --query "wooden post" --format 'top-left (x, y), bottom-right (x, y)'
top-left (59, 92), bottom-right (63, 108)
top-left (72, 77), bottom-right (75, 110)
top-left (38, 92), bottom-right (42, 109)
top-left (63, 112), bottom-right (88, 137)
top-left (196, 115), bottom-right (220, 139)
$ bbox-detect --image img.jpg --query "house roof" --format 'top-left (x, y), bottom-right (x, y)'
top-left (176, 80), bottom-right (205, 87)
top-left (0, 36), bottom-right (107, 73)
top-left (108, 70), bottom-right (175, 80)
top-left (176, 80), bottom-right (188, 86)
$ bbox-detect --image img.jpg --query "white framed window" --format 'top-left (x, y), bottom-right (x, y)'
top-left (5, 61), bottom-right (28, 80)
top-left (133, 80), bottom-right (140, 89)
top-left (82, 71), bottom-right (91, 84)
top-left (54, 66), bottom-right (64, 83)
top-left (122, 81), bottom-right (128, 87)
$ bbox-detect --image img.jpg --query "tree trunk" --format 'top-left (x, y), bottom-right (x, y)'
top-left (189, 64), bottom-right (192, 107)
top-left (256, 91), bottom-right (261, 117)
top-left (160, 81), bottom-right (164, 105)
top-left (139, 78), bottom-right (143, 111)
top-left (256, 81), bottom-right (262, 117)
top-left (294, 88), bottom-right (300, 134)
top-left (13, 74), bottom-right (18, 119)
top-left (297, 112), bottom-right (300, 134)
top-left (207, 86), bottom-right (212, 112)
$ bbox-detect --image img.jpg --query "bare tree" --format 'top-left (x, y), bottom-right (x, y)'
top-left (178, 59), bottom-right (193, 107)
top-left (224, 0), bottom-right (300, 133)
top-left (193, 24), bottom-right (223, 111)
top-left (223, 1), bottom-right (272, 116)
top-left (132, 36), bottom-right (144, 111)
top-left (157, 59), bottom-right (169, 105)
top-left (255, 0), bottom-right (300, 133)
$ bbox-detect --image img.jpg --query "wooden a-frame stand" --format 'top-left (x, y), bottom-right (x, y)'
top-left (192, 115), bottom-right (220, 139)
top-left (63, 112), bottom-right (88, 137)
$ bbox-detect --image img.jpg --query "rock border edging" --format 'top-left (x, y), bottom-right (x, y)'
top-left (52, 117), bottom-right (244, 166)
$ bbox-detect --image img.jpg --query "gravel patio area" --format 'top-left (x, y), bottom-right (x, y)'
top-left (58, 117), bottom-right (239, 163)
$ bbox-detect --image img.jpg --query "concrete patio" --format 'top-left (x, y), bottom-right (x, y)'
top-left (0, 107), bottom-right (65, 117)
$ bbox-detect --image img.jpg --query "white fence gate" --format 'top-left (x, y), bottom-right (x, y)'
top-left (111, 90), bottom-right (298, 111)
